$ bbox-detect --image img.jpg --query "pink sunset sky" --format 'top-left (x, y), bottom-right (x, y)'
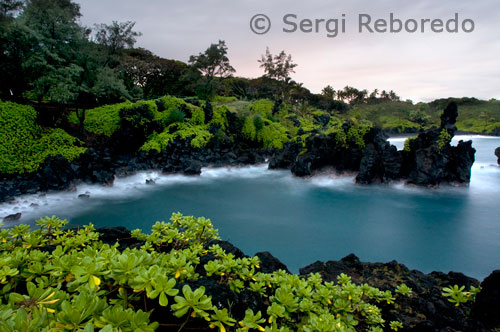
top-left (77, 0), bottom-right (500, 102)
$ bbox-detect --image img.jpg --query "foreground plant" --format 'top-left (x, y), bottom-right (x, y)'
top-left (1, 214), bottom-right (408, 331)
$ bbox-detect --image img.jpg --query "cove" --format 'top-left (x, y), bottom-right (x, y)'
top-left (1, 136), bottom-right (499, 279)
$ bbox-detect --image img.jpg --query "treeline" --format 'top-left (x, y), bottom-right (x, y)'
top-left (0, 0), bottom-right (402, 114)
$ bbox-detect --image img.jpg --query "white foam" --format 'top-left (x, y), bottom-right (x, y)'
top-left (0, 164), bottom-right (279, 224)
top-left (200, 164), bottom-right (271, 180)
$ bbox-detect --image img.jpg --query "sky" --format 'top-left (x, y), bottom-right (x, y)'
top-left (76, 0), bottom-right (500, 102)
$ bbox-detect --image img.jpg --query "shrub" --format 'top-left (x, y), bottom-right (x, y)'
top-left (0, 213), bottom-right (403, 332)
top-left (84, 102), bottom-right (132, 136)
top-left (250, 99), bottom-right (274, 119)
top-left (242, 117), bottom-right (257, 141)
top-left (211, 95), bottom-right (238, 103)
top-left (437, 129), bottom-right (452, 151)
top-left (165, 108), bottom-right (186, 125)
top-left (140, 123), bottom-right (212, 152)
top-left (189, 108), bottom-right (205, 126)
top-left (346, 121), bottom-right (372, 149)
top-left (403, 136), bottom-right (417, 152)
top-left (257, 121), bottom-right (290, 149)
top-left (0, 101), bottom-right (85, 174)
top-left (209, 106), bottom-right (229, 130)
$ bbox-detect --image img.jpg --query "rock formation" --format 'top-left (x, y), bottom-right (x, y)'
top-left (269, 102), bottom-right (476, 187)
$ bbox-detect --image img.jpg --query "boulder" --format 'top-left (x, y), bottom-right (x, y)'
top-left (471, 270), bottom-right (500, 328)
top-left (3, 212), bottom-right (22, 222)
top-left (268, 142), bottom-right (302, 170)
top-left (255, 251), bottom-right (290, 274)
top-left (182, 160), bottom-right (202, 175)
top-left (356, 128), bottom-right (402, 184)
top-left (495, 147), bottom-right (500, 165)
top-left (38, 156), bottom-right (76, 190)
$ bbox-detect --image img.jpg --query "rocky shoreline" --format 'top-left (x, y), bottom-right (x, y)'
top-left (0, 102), bottom-right (481, 207)
top-left (270, 102), bottom-right (476, 186)
top-left (99, 226), bottom-right (500, 332)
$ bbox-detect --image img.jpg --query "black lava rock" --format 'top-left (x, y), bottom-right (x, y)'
top-left (471, 270), bottom-right (500, 328)
top-left (255, 251), bottom-right (290, 274)
top-left (299, 254), bottom-right (486, 331)
top-left (3, 212), bottom-right (22, 222)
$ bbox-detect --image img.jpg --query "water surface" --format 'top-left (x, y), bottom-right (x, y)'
top-left (2, 136), bottom-right (499, 279)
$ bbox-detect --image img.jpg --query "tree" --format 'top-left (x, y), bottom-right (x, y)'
top-left (94, 21), bottom-right (141, 54)
top-left (321, 85), bottom-right (336, 100)
top-left (188, 40), bottom-right (235, 99)
top-left (188, 40), bottom-right (235, 80)
top-left (258, 47), bottom-right (297, 82)
top-left (0, 0), bottom-right (23, 19)
top-left (121, 48), bottom-right (188, 98)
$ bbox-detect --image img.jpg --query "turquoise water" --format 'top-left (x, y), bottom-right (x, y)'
top-left (2, 136), bottom-right (500, 279)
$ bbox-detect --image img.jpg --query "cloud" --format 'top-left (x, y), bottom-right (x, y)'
top-left (76, 0), bottom-right (500, 101)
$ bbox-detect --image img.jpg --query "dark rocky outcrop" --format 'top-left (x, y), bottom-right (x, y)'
top-left (0, 102), bottom-right (482, 203)
top-left (495, 147), bottom-right (500, 165)
top-left (299, 254), bottom-right (488, 331)
top-left (356, 128), bottom-right (402, 184)
top-left (269, 102), bottom-right (476, 187)
top-left (95, 227), bottom-right (499, 331)
top-left (471, 270), bottom-right (500, 328)
top-left (402, 103), bottom-right (475, 186)
top-left (3, 212), bottom-right (22, 222)
top-left (255, 251), bottom-right (290, 274)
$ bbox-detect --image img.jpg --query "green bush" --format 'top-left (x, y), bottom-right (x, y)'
top-left (437, 129), bottom-right (452, 151)
top-left (189, 108), bottom-right (205, 126)
top-left (165, 109), bottom-right (186, 125)
top-left (403, 137), bottom-right (417, 152)
top-left (209, 106), bottom-right (229, 130)
top-left (242, 117), bottom-right (257, 141)
top-left (140, 123), bottom-right (212, 152)
top-left (84, 102), bottom-right (132, 136)
top-left (0, 213), bottom-right (404, 332)
top-left (0, 101), bottom-right (86, 174)
top-left (257, 121), bottom-right (290, 149)
top-left (211, 95), bottom-right (238, 103)
top-left (250, 99), bottom-right (274, 119)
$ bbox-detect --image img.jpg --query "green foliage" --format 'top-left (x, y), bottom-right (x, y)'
top-left (165, 109), bottom-right (185, 125)
top-left (140, 122), bottom-right (212, 152)
top-left (390, 321), bottom-right (404, 331)
top-left (212, 95), bottom-right (238, 103)
top-left (250, 99), bottom-right (274, 119)
top-left (0, 213), bottom-right (403, 332)
top-left (38, 128), bottom-right (87, 163)
top-left (257, 121), bottom-right (290, 149)
top-left (84, 102), bottom-right (132, 136)
top-left (0, 101), bottom-right (85, 174)
top-left (139, 131), bottom-right (174, 153)
top-left (189, 108), bottom-right (205, 126)
top-left (209, 106), bottom-right (229, 130)
top-left (395, 283), bottom-right (413, 296)
top-left (242, 117), bottom-right (257, 140)
top-left (346, 121), bottom-right (372, 149)
top-left (403, 137), bottom-right (417, 152)
top-left (437, 129), bottom-right (452, 151)
top-left (67, 111), bottom-right (80, 125)
top-left (377, 115), bottom-right (421, 133)
top-left (442, 285), bottom-right (481, 307)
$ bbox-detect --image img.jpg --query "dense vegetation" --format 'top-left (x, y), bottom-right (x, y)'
top-left (1, 0), bottom-right (498, 139)
top-left (0, 101), bottom-right (86, 174)
top-left (0, 213), bottom-right (414, 332)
